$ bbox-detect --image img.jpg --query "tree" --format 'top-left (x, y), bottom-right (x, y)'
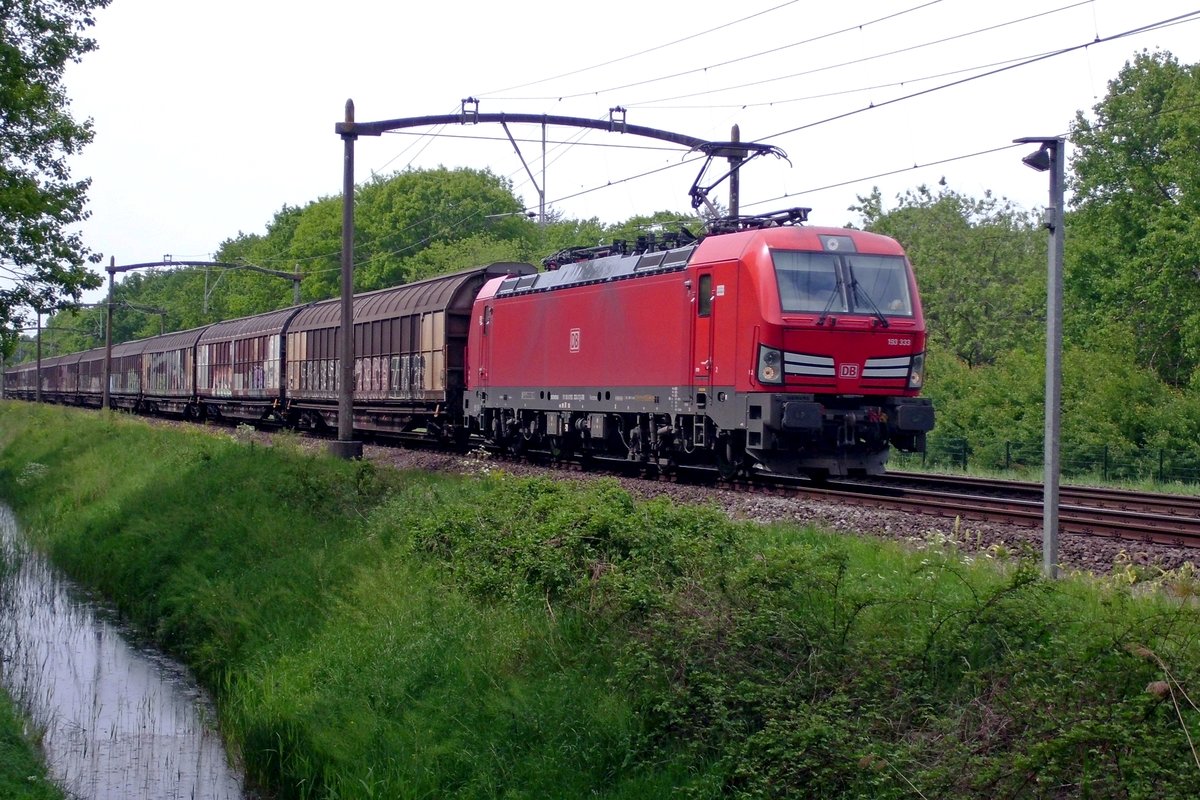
top-left (1, 0), bottom-right (110, 353)
top-left (400, 234), bottom-right (528, 283)
top-left (1068, 50), bottom-right (1200, 387)
top-left (602, 209), bottom-right (704, 251)
top-left (852, 183), bottom-right (1045, 368)
top-left (354, 167), bottom-right (527, 291)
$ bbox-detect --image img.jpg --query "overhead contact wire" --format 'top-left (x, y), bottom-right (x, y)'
top-left (760, 11), bottom-right (1200, 142)
top-left (614, 0), bottom-right (1094, 107)
top-left (475, 0), bottom-right (811, 97)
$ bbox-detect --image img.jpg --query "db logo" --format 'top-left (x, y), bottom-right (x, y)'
top-left (839, 363), bottom-right (859, 378)
top-left (569, 328), bottom-right (581, 352)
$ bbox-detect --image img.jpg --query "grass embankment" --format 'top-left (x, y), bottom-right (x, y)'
top-left (0, 692), bottom-right (61, 800)
top-left (0, 402), bottom-right (1198, 799)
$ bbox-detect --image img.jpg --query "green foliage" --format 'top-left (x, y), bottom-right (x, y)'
top-left (398, 233), bottom-right (527, 283)
top-left (0, 0), bottom-right (110, 351)
top-left (854, 182), bottom-right (1045, 367)
top-left (602, 210), bottom-right (704, 250)
top-left (919, 341), bottom-right (1200, 471)
top-left (0, 691), bottom-right (61, 800)
top-left (1069, 50), bottom-right (1200, 387)
top-left (538, 215), bottom-right (608, 255)
top-left (352, 167), bottom-right (530, 291)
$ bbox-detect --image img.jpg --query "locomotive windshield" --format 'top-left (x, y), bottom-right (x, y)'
top-left (772, 251), bottom-right (912, 316)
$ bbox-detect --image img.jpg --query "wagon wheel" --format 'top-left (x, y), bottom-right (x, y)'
top-left (451, 426), bottom-right (471, 452)
top-left (507, 431), bottom-right (528, 459)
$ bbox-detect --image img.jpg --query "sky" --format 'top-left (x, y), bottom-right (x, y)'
top-left (60, 0), bottom-right (1200, 301)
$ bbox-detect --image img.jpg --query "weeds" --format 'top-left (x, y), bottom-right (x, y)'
top-left (0, 691), bottom-right (61, 800)
top-left (13, 463), bottom-right (45, 487)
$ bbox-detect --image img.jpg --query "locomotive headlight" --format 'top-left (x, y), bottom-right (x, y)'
top-left (757, 345), bottom-right (784, 385)
top-left (908, 352), bottom-right (925, 389)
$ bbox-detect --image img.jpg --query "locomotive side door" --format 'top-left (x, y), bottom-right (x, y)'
top-left (691, 261), bottom-right (738, 391)
top-left (478, 304), bottom-right (494, 387)
top-left (692, 271), bottom-right (715, 390)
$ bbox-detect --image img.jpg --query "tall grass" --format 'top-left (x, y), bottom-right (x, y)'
top-left (0, 688), bottom-right (60, 799)
top-left (1, 401), bottom-right (1198, 798)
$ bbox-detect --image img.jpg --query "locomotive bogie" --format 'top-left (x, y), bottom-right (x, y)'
top-left (738, 391), bottom-right (934, 476)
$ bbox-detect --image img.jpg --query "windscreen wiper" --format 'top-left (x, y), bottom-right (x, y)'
top-left (816, 273), bottom-right (844, 326)
top-left (847, 261), bottom-right (890, 328)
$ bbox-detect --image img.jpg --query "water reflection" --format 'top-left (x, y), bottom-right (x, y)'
top-left (0, 505), bottom-right (246, 799)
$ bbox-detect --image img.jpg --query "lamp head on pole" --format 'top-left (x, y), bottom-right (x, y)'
top-left (1021, 146), bottom-right (1052, 172)
top-left (1014, 136), bottom-right (1062, 173)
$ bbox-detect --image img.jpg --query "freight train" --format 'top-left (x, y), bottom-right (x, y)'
top-left (2, 209), bottom-right (934, 478)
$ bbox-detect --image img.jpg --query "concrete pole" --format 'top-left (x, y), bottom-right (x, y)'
top-left (35, 309), bottom-right (42, 403)
top-left (103, 257), bottom-right (114, 411)
top-left (540, 121), bottom-right (547, 225)
top-left (333, 99), bottom-right (363, 459)
top-left (1043, 140), bottom-right (1065, 579)
top-left (729, 124), bottom-right (742, 218)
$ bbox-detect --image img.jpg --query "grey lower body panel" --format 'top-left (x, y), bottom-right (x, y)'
top-left (472, 385), bottom-right (933, 477)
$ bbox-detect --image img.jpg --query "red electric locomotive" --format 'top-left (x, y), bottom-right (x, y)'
top-left (466, 209), bottom-right (933, 478)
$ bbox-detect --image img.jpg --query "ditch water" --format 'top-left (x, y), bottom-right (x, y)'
top-left (0, 504), bottom-right (247, 799)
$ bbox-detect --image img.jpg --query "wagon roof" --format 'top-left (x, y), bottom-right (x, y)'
top-left (111, 326), bottom-right (210, 357)
top-left (76, 347), bottom-right (108, 364)
top-left (288, 262), bottom-right (534, 333)
top-left (31, 354), bottom-right (70, 369)
top-left (30, 352), bottom-right (84, 368)
top-left (198, 306), bottom-right (307, 344)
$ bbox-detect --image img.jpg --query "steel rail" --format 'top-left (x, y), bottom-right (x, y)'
top-left (795, 475), bottom-right (1200, 549)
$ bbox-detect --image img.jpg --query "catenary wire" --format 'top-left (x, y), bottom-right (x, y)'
top-left (740, 143), bottom-right (1031, 211)
top-left (475, 0), bottom-right (811, 97)
top-left (627, 47), bottom-right (1062, 110)
top-left (609, 1), bottom-right (1095, 108)
top-left (490, 1), bottom-right (1084, 103)
top-left (759, 12), bottom-right (1200, 142)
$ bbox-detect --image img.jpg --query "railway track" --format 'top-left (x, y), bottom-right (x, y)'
top-left (98, 413), bottom-right (1200, 552)
top-left (512, 446), bottom-right (1200, 550)
top-left (771, 471), bottom-right (1200, 549)
top-left (389, 438), bottom-right (1200, 551)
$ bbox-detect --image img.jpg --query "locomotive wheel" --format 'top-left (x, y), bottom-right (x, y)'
top-left (715, 433), bottom-right (745, 481)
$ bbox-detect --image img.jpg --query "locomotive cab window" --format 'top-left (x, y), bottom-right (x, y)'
top-left (772, 250), bottom-right (912, 316)
top-left (698, 274), bottom-right (713, 317)
top-left (846, 256), bottom-right (913, 315)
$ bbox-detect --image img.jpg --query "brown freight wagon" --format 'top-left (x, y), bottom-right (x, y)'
top-left (104, 327), bottom-right (209, 414)
top-left (195, 306), bottom-right (307, 423)
top-left (284, 262), bottom-right (533, 439)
